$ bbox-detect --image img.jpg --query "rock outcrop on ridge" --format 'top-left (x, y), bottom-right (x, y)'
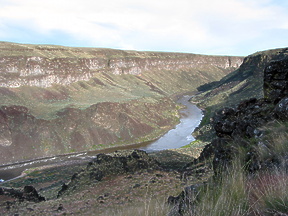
top-left (207, 56), bottom-right (288, 173)
top-left (192, 47), bottom-right (288, 142)
top-left (57, 150), bottom-right (160, 197)
top-left (0, 185), bottom-right (45, 203)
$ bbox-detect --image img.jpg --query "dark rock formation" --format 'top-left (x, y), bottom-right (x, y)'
top-left (264, 57), bottom-right (288, 104)
top-left (274, 97), bottom-right (288, 120)
top-left (191, 48), bottom-right (288, 143)
top-left (0, 186), bottom-right (45, 202)
top-left (57, 150), bottom-right (160, 197)
top-left (197, 57), bottom-right (288, 173)
top-left (195, 48), bottom-right (288, 110)
top-left (22, 186), bottom-right (46, 202)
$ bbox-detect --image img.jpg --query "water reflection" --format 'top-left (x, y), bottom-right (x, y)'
top-left (141, 95), bottom-right (203, 152)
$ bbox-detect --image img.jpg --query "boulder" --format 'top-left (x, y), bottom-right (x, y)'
top-left (274, 97), bottom-right (288, 120)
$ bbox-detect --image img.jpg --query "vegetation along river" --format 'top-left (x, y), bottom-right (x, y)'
top-left (0, 95), bottom-right (203, 181)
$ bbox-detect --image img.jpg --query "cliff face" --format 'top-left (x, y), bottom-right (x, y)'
top-left (195, 48), bottom-right (288, 107)
top-left (192, 48), bottom-right (288, 142)
top-left (0, 42), bottom-right (243, 164)
top-left (0, 42), bottom-right (242, 88)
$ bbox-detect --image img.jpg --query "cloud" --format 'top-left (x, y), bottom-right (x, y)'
top-left (0, 0), bottom-right (287, 55)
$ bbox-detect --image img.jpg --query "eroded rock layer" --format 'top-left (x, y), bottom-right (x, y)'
top-left (0, 42), bottom-right (243, 88)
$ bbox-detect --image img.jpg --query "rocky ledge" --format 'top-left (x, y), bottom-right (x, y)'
top-left (206, 56), bottom-right (288, 173)
top-left (0, 42), bottom-right (243, 88)
top-left (57, 150), bottom-right (161, 197)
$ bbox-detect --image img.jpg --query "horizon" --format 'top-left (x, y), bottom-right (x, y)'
top-left (2, 40), bottom-right (287, 57)
top-left (0, 0), bottom-right (288, 56)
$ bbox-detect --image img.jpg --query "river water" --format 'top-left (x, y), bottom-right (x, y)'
top-left (0, 95), bottom-right (203, 181)
top-left (141, 95), bottom-right (203, 152)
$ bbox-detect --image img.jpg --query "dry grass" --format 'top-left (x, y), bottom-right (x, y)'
top-left (248, 170), bottom-right (288, 215)
top-left (188, 165), bottom-right (288, 216)
top-left (176, 121), bottom-right (288, 216)
top-left (104, 196), bottom-right (169, 216)
top-left (194, 160), bottom-right (249, 216)
top-left (257, 121), bottom-right (288, 163)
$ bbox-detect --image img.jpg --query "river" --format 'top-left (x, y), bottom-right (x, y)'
top-left (140, 95), bottom-right (203, 152)
top-left (0, 95), bottom-right (203, 181)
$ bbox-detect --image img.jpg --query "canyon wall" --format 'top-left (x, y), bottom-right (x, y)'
top-left (0, 42), bottom-right (244, 164)
top-left (0, 42), bottom-right (243, 88)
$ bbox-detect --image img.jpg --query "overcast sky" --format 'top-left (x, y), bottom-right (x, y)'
top-left (0, 0), bottom-right (287, 56)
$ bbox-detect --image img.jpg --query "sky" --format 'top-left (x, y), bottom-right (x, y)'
top-left (0, 0), bottom-right (287, 56)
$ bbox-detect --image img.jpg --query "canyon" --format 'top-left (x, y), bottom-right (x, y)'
top-left (0, 42), bottom-right (243, 164)
top-left (1, 45), bottom-right (288, 216)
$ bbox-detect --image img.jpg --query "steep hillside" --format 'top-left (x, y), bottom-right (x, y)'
top-left (0, 42), bottom-right (243, 164)
top-left (194, 47), bottom-right (288, 107)
top-left (192, 47), bottom-right (288, 141)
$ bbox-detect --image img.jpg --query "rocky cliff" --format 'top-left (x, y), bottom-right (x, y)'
top-left (0, 97), bottom-right (179, 164)
top-left (0, 42), bottom-right (243, 164)
top-left (192, 47), bottom-right (288, 142)
top-left (195, 47), bottom-right (288, 107)
top-left (200, 55), bottom-right (288, 171)
top-left (0, 42), bottom-right (242, 88)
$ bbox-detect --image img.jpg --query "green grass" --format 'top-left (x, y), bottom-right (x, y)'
top-left (180, 140), bottom-right (207, 149)
top-left (0, 73), bottom-right (164, 119)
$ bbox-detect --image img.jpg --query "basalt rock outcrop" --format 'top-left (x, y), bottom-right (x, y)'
top-left (0, 42), bottom-right (243, 164)
top-left (194, 48), bottom-right (288, 108)
top-left (0, 185), bottom-right (45, 203)
top-left (201, 56), bottom-right (288, 172)
top-left (264, 56), bottom-right (288, 103)
top-left (192, 47), bottom-right (288, 145)
top-left (57, 150), bottom-right (160, 197)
